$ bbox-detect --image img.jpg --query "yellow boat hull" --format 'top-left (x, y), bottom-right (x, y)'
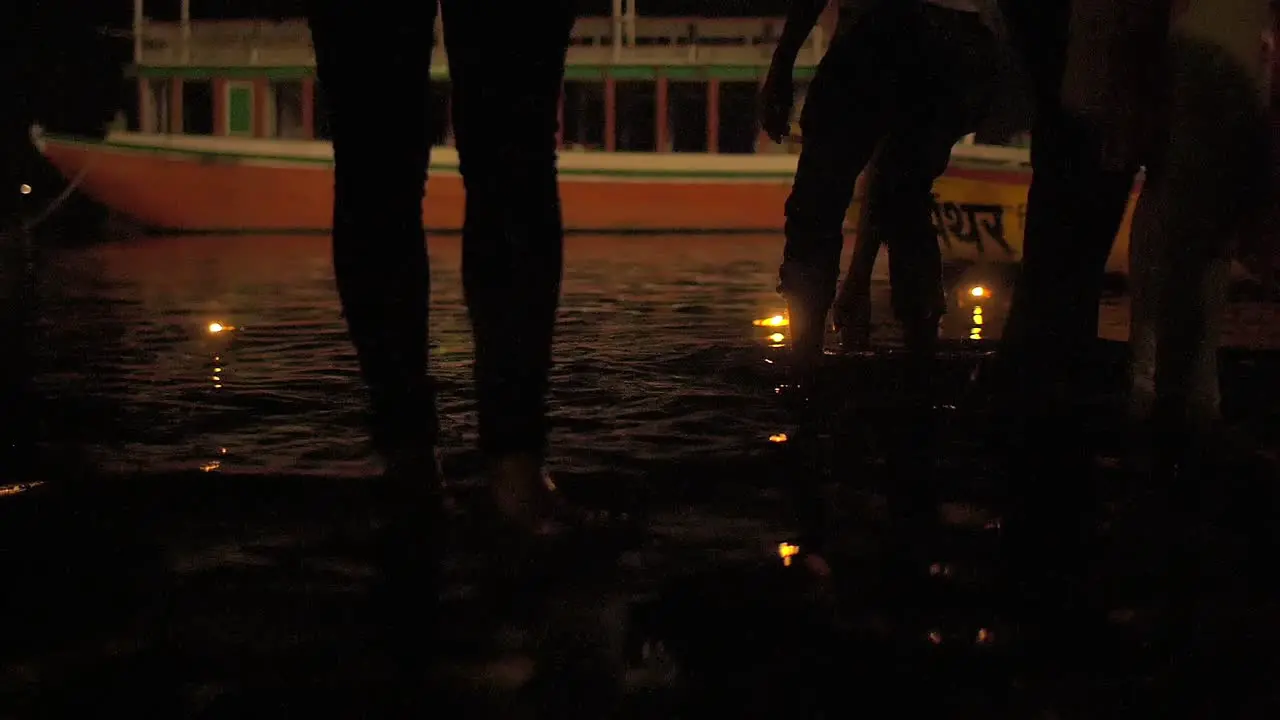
top-left (850, 165), bottom-right (1138, 275)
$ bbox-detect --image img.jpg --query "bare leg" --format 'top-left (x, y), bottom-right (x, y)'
top-left (832, 151), bottom-right (882, 350)
top-left (779, 38), bottom-right (893, 364)
top-left (1133, 33), bottom-right (1271, 463)
top-left (1127, 173), bottom-right (1163, 424)
top-left (1189, 258), bottom-right (1229, 423)
top-left (1127, 167), bottom-right (1222, 475)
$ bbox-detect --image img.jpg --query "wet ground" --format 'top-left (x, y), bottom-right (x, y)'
top-left (2, 233), bottom-right (1279, 717)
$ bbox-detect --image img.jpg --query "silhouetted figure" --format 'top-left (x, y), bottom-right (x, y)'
top-left (1126, 0), bottom-right (1272, 476)
top-left (979, 0), bottom-right (1153, 627)
top-left (828, 149), bottom-right (883, 350)
top-left (831, 31), bottom-right (1033, 349)
top-left (760, 0), bottom-right (1005, 587)
top-left (990, 0), bottom-right (1273, 666)
top-left (762, 0), bottom-right (1004, 363)
top-left (305, 0), bottom-right (591, 611)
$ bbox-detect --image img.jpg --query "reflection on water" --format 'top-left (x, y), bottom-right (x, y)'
top-left (969, 306), bottom-right (985, 341)
top-left (32, 234), bottom-right (1280, 477)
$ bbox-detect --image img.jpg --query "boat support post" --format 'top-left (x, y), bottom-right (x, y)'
top-left (133, 0), bottom-right (143, 63)
top-left (181, 0), bottom-right (191, 64)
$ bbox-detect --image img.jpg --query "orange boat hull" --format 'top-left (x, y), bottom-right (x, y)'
top-left (39, 135), bottom-right (800, 233)
top-left (41, 133), bottom-right (1168, 277)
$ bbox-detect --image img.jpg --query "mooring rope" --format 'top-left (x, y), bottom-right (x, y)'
top-left (21, 158), bottom-right (95, 233)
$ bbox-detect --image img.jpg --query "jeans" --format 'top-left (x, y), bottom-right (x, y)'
top-left (306, 1), bottom-right (575, 462)
top-left (780, 3), bottom-right (998, 330)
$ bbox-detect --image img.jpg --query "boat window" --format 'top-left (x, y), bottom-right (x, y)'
top-left (183, 80), bottom-right (215, 135)
top-left (429, 80), bottom-right (451, 147)
top-left (146, 78), bottom-right (171, 133)
top-left (313, 81), bottom-right (332, 141)
top-left (562, 81), bottom-right (605, 150)
top-left (716, 81), bottom-right (760, 154)
top-left (270, 80), bottom-right (306, 139)
top-left (616, 81), bottom-right (656, 152)
top-left (123, 80), bottom-right (141, 132)
top-left (668, 81), bottom-right (708, 153)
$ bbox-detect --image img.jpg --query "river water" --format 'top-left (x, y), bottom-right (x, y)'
top-left (28, 233), bottom-right (1280, 480)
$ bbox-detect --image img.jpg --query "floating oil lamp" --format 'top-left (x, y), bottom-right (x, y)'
top-left (753, 314), bottom-right (788, 328)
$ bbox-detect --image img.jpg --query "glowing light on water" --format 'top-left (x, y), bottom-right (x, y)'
top-left (753, 314), bottom-right (788, 327)
top-left (769, 433), bottom-right (788, 443)
top-left (208, 323), bottom-right (225, 333)
top-left (0, 481), bottom-right (44, 497)
top-left (778, 542), bottom-right (800, 567)
top-left (969, 285), bottom-right (987, 298)
top-left (768, 332), bottom-right (785, 343)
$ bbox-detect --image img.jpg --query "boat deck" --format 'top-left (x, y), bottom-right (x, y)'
top-left (136, 16), bottom-right (829, 69)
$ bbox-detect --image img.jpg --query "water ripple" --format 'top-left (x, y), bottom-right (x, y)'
top-left (28, 233), bottom-right (1280, 479)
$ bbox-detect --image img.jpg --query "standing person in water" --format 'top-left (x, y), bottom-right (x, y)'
top-left (980, 0), bottom-right (1181, 654)
top-left (991, 0), bottom-right (1274, 669)
top-left (1121, 0), bottom-right (1273, 475)
top-left (759, 0), bottom-right (1006, 585)
top-left (761, 0), bottom-right (1006, 363)
top-left (831, 39), bottom-right (1033, 350)
top-left (305, 0), bottom-right (596, 550)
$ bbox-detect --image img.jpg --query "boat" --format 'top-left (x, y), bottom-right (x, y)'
top-left (35, 2), bottom-right (1136, 273)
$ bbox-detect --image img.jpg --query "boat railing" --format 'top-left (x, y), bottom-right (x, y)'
top-left (569, 16), bottom-right (794, 46)
top-left (137, 16), bottom-right (824, 68)
top-left (140, 19), bottom-right (315, 65)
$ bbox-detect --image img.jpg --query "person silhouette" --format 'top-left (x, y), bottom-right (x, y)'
top-left (761, 0), bottom-right (1006, 364)
top-left (989, 0), bottom-right (1273, 667)
top-left (1121, 0), bottom-right (1273, 472)
top-left (760, 0), bottom-right (1007, 590)
top-left (305, 0), bottom-right (590, 544)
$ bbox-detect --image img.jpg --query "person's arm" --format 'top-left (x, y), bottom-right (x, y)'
top-left (772, 0), bottom-right (830, 70)
top-left (761, 0), bottom-right (831, 142)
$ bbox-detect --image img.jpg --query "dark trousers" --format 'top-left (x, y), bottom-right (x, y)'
top-left (993, 0), bottom-right (1142, 593)
top-left (306, 2), bottom-right (574, 461)
top-left (780, 4), bottom-right (997, 330)
top-left (996, 0), bottom-right (1139, 393)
